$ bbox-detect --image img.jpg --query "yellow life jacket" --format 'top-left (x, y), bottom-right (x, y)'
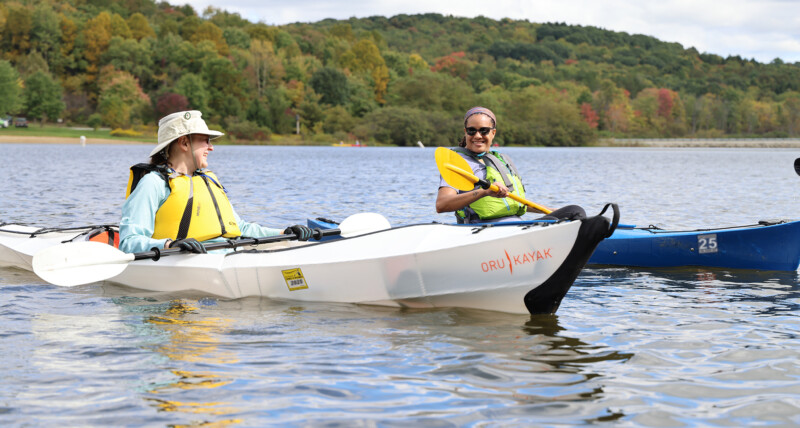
top-left (126, 165), bottom-right (242, 241)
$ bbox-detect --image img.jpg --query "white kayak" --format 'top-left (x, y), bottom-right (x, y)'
top-left (9, 208), bottom-right (619, 314)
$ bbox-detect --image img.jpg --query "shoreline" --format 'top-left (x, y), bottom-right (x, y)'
top-left (3, 134), bottom-right (800, 148)
top-left (0, 135), bottom-right (149, 145)
top-left (596, 138), bottom-right (800, 148)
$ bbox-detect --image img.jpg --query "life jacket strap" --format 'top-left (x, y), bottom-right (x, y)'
top-left (176, 178), bottom-right (194, 241)
top-left (200, 174), bottom-right (227, 236)
top-left (452, 147), bottom-right (517, 191)
top-left (127, 163), bottom-right (170, 197)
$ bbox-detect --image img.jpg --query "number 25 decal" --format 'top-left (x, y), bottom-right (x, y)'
top-left (698, 234), bottom-right (718, 254)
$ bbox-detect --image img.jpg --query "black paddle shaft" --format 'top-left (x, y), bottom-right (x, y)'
top-left (134, 228), bottom-right (341, 261)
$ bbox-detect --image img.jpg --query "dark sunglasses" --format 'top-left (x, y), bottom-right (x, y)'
top-left (466, 127), bottom-right (494, 136)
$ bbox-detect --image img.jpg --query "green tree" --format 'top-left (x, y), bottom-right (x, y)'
top-left (0, 5), bottom-right (6, 37)
top-left (503, 86), bottom-right (595, 146)
top-left (263, 86), bottom-right (294, 133)
top-left (388, 70), bottom-right (473, 114)
top-left (58, 14), bottom-right (79, 71)
top-left (97, 70), bottom-right (150, 128)
top-left (110, 13), bottom-right (132, 39)
top-left (246, 96), bottom-right (270, 128)
top-left (191, 21), bottom-right (229, 56)
top-left (247, 39), bottom-right (283, 97)
top-left (31, 5), bottom-right (61, 63)
top-left (16, 51), bottom-right (49, 78)
top-left (174, 40), bottom-right (219, 74)
top-left (361, 106), bottom-right (435, 145)
top-left (127, 13), bottom-right (155, 41)
top-left (340, 39), bottom-right (390, 103)
top-left (322, 105), bottom-right (356, 134)
top-left (310, 67), bottom-right (349, 105)
top-left (223, 27), bottom-right (250, 50)
top-left (0, 60), bottom-right (22, 116)
top-left (297, 97), bottom-right (325, 132)
top-left (202, 57), bottom-right (244, 117)
top-left (346, 78), bottom-right (378, 117)
top-left (408, 53), bottom-right (428, 72)
top-left (23, 71), bottom-right (65, 125)
top-left (175, 73), bottom-right (209, 112)
top-left (2, 4), bottom-right (32, 61)
top-left (102, 37), bottom-right (154, 86)
top-left (83, 12), bottom-right (113, 82)
top-left (780, 92), bottom-right (800, 136)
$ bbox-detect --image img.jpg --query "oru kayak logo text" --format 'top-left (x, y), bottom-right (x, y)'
top-left (481, 249), bottom-right (552, 274)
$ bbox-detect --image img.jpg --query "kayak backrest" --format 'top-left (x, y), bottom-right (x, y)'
top-left (85, 226), bottom-right (120, 248)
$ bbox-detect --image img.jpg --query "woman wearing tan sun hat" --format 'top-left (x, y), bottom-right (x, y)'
top-left (119, 110), bottom-right (313, 254)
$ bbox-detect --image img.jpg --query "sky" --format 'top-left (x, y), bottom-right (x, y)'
top-left (181, 0), bottom-right (800, 64)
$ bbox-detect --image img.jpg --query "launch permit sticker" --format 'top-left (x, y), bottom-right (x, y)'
top-left (282, 268), bottom-right (308, 291)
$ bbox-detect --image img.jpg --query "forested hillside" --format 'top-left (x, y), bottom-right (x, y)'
top-left (2, 1), bottom-right (800, 145)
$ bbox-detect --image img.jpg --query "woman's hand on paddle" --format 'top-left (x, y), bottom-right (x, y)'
top-left (436, 183), bottom-right (508, 214)
top-left (168, 238), bottom-right (207, 254)
top-left (284, 224), bottom-right (313, 241)
top-left (487, 182), bottom-right (509, 198)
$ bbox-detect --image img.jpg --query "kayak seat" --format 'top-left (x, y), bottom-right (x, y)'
top-left (86, 226), bottom-right (120, 248)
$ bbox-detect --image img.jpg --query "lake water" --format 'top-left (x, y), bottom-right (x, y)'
top-left (1, 143), bottom-right (800, 426)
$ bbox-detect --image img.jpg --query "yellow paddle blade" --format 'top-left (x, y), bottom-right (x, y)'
top-left (435, 147), bottom-right (477, 191)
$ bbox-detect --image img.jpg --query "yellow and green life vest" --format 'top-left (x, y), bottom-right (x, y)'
top-left (126, 164), bottom-right (242, 241)
top-left (452, 148), bottom-right (527, 222)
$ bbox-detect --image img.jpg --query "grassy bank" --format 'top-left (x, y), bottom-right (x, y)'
top-left (0, 124), bottom-right (397, 146)
top-left (0, 124), bottom-right (153, 143)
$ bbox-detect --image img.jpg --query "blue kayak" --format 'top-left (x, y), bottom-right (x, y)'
top-left (588, 220), bottom-right (800, 271)
top-left (309, 218), bottom-right (800, 272)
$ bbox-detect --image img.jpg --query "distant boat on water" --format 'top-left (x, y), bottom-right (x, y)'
top-left (332, 140), bottom-right (364, 147)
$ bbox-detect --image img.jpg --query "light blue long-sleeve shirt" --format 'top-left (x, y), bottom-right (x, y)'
top-left (119, 171), bottom-right (283, 254)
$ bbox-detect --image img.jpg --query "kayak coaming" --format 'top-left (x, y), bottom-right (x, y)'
top-left (111, 221), bottom-right (584, 314)
top-left (588, 220), bottom-right (800, 271)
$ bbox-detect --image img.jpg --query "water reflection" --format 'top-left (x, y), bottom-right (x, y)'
top-left (115, 297), bottom-right (241, 426)
top-left (523, 314), bottom-right (632, 366)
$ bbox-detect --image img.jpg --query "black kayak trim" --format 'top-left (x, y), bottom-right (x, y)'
top-left (524, 203), bottom-right (620, 314)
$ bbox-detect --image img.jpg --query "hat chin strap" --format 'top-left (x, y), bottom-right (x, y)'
top-left (189, 134), bottom-right (200, 171)
top-left (188, 135), bottom-right (200, 174)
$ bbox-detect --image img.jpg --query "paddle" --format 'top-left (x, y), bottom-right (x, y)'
top-left (434, 147), bottom-right (553, 214)
top-left (33, 212), bottom-right (391, 287)
top-left (794, 157), bottom-right (800, 176)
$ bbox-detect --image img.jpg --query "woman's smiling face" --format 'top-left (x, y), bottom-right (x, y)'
top-left (464, 114), bottom-right (496, 154)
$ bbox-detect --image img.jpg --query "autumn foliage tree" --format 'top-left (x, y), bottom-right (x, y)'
top-left (97, 69), bottom-right (150, 128)
top-left (1, 6), bottom-right (798, 143)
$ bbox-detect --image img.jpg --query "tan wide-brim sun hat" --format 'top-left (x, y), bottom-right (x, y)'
top-left (151, 110), bottom-right (224, 156)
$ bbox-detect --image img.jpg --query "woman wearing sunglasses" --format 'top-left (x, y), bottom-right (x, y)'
top-left (436, 106), bottom-right (585, 223)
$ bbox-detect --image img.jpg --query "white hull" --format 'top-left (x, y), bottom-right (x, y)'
top-left (4, 213), bottom-right (616, 314)
top-left (114, 222), bottom-right (580, 313)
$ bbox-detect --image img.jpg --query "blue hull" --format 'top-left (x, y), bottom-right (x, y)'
top-left (588, 220), bottom-right (800, 271)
